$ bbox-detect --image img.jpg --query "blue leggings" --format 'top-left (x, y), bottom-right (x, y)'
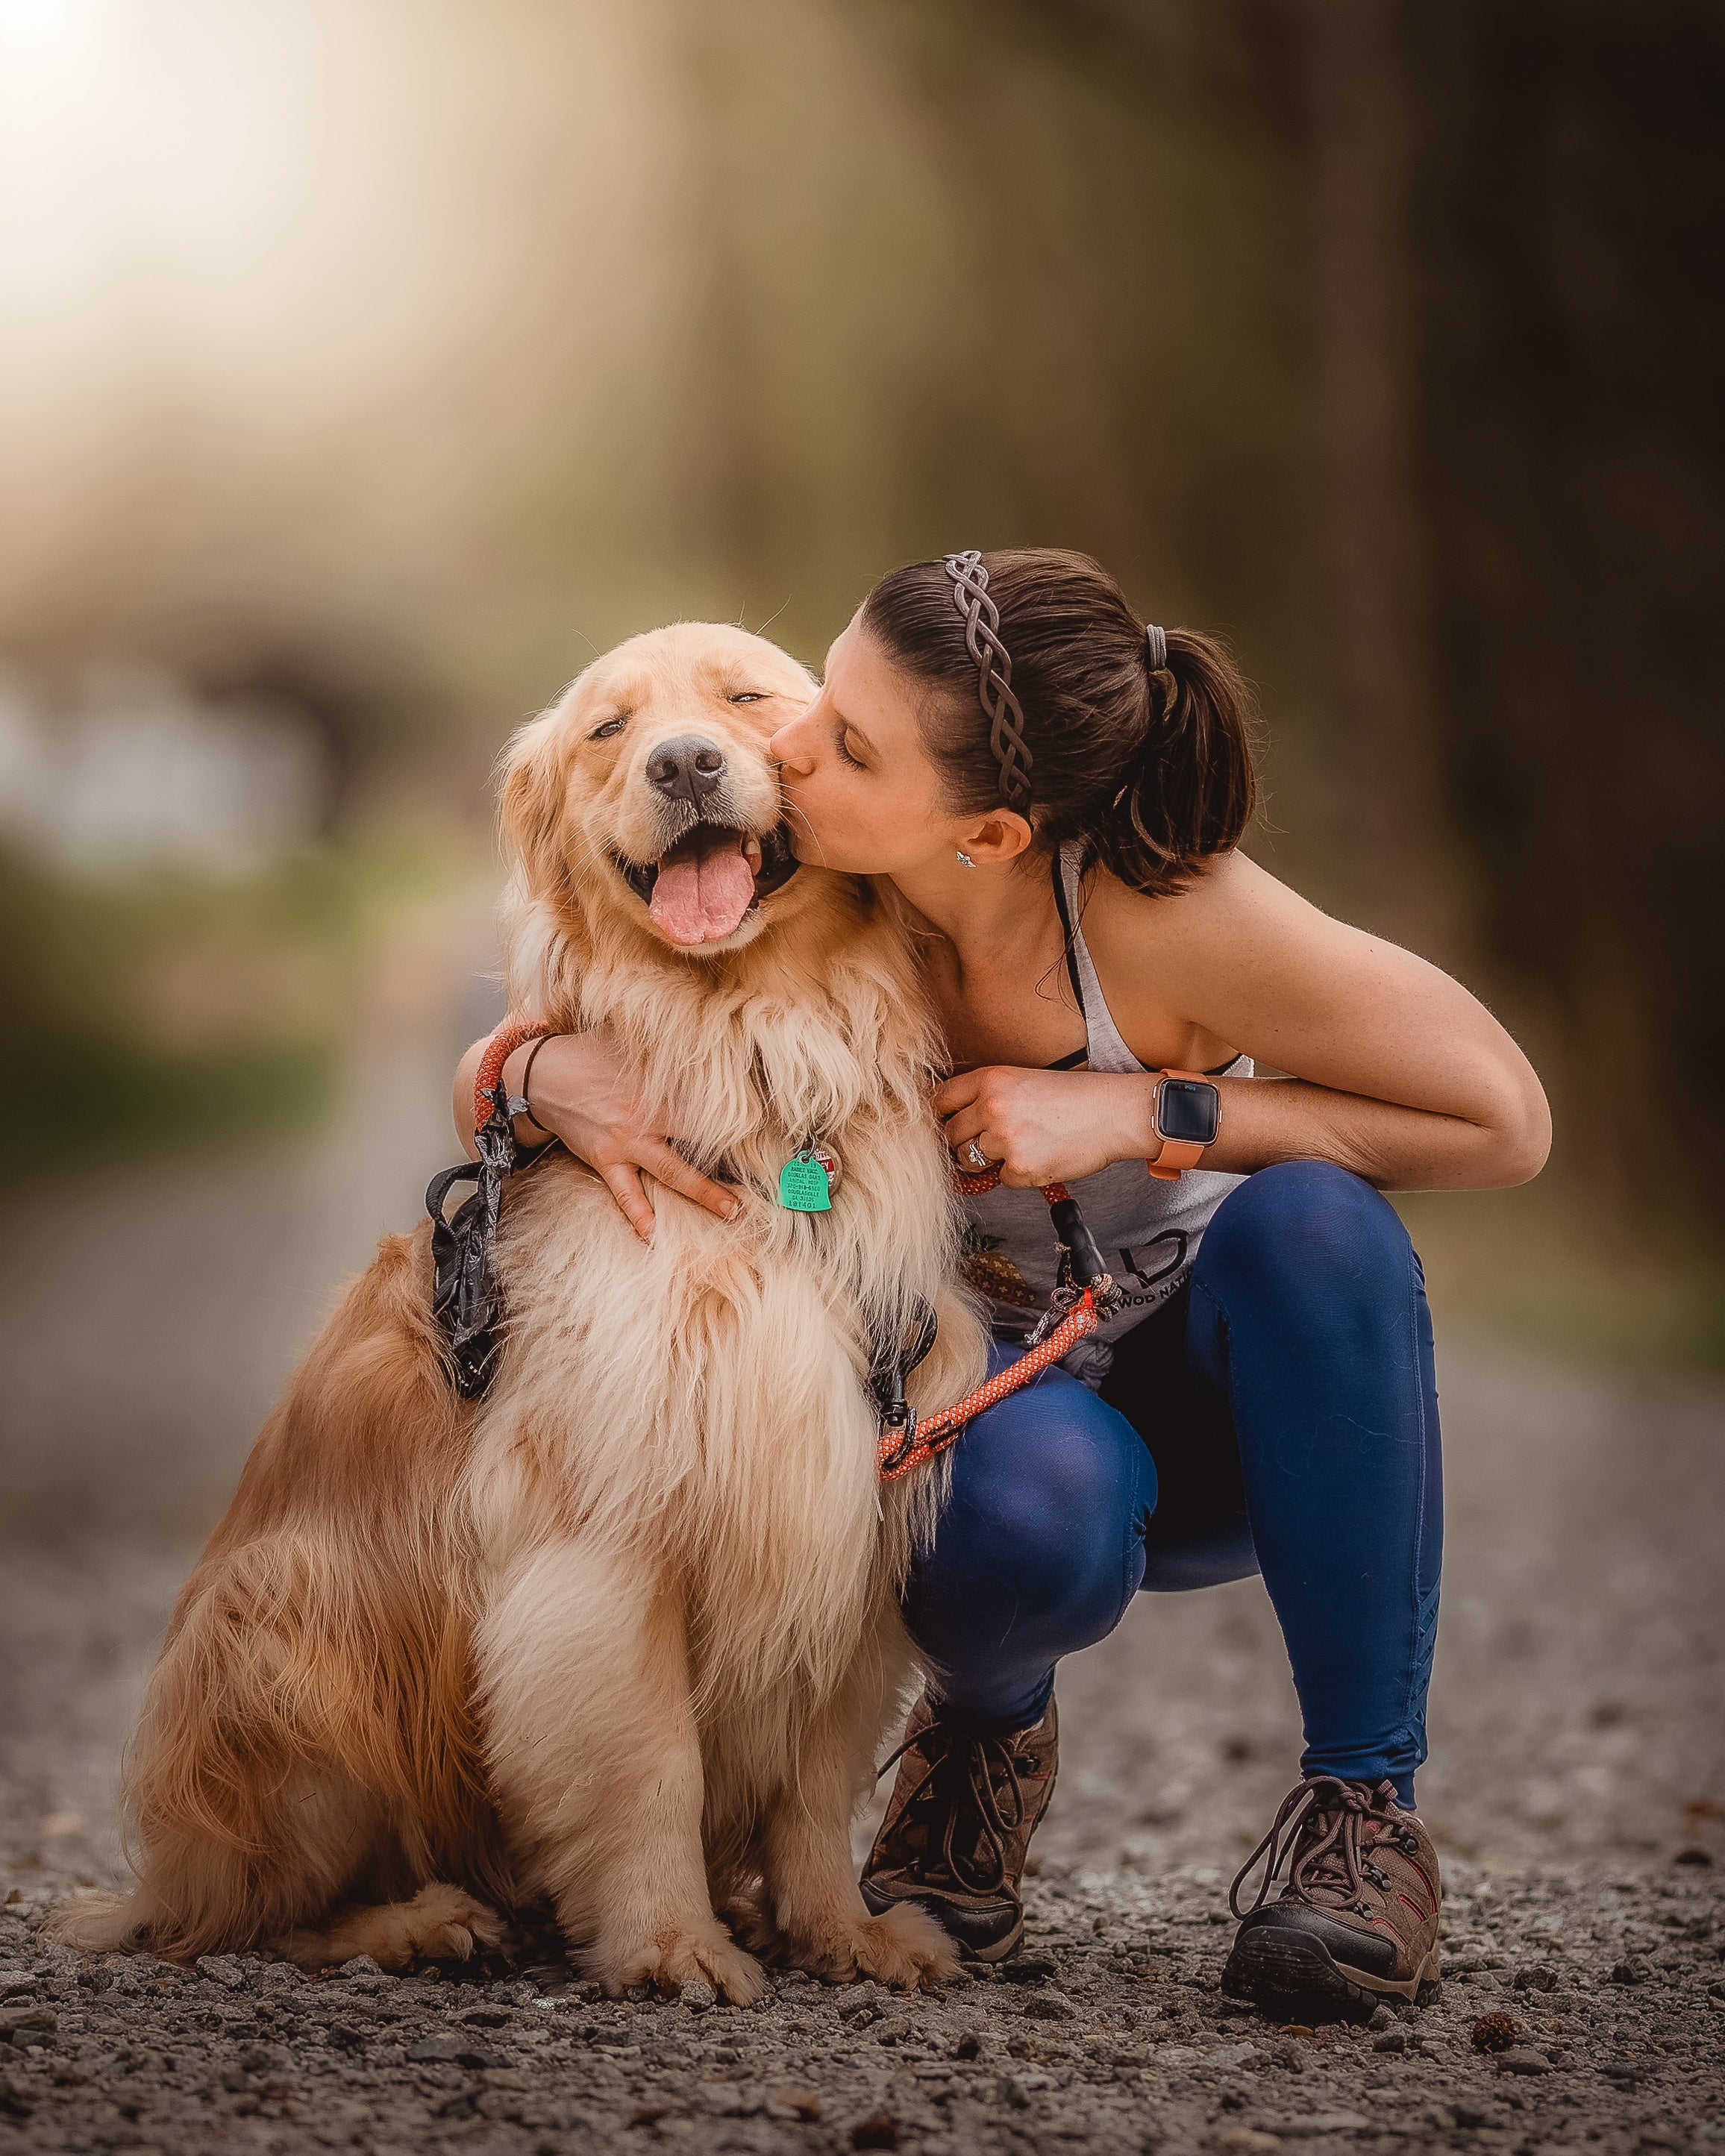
top-left (904, 1162), bottom-right (1442, 1805)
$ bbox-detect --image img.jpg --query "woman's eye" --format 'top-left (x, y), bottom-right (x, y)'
top-left (589, 715), bottom-right (627, 741)
top-left (836, 729), bottom-right (865, 769)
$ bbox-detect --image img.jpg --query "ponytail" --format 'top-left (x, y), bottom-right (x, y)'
top-left (1092, 627), bottom-right (1257, 896)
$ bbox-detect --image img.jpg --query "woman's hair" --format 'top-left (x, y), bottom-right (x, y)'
top-left (859, 547), bottom-right (1256, 895)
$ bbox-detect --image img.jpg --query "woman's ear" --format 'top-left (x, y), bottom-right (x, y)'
top-left (958, 809), bottom-right (1036, 866)
top-left (498, 709), bottom-right (572, 900)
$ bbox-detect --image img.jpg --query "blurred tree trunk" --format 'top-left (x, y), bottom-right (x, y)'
top-left (1301, 0), bottom-right (1459, 957)
top-left (1406, 0), bottom-right (1725, 1226)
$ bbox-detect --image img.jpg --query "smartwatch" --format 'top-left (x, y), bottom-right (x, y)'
top-left (1148, 1068), bottom-right (1221, 1181)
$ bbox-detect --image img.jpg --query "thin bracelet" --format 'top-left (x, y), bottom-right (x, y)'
top-left (516, 1032), bottom-right (558, 1141)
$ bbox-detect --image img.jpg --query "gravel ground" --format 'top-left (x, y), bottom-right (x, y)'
top-left (2, 1344), bottom-right (1720, 2156)
top-left (1, 933), bottom-right (1721, 2153)
top-left (0, 1846), bottom-right (1718, 2155)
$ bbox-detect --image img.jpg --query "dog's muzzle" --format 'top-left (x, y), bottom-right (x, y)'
top-left (612, 817), bottom-right (800, 945)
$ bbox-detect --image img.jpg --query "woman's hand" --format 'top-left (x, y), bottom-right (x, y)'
top-left (933, 1066), bottom-right (1156, 1187)
top-left (453, 1028), bottom-right (738, 1242)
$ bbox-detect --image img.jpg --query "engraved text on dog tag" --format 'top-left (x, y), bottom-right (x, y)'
top-left (778, 1147), bottom-right (832, 1212)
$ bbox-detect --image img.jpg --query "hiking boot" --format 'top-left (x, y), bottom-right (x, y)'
top-left (859, 1692), bottom-right (1059, 1961)
top-left (1221, 1774), bottom-right (1442, 2015)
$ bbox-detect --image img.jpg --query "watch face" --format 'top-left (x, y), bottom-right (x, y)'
top-left (1159, 1077), bottom-right (1221, 1146)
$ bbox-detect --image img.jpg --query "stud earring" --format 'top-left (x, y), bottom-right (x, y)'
top-left (956, 850), bottom-right (976, 868)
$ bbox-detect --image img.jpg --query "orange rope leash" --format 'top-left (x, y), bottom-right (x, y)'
top-left (954, 1163), bottom-right (1071, 1208)
top-left (876, 1287), bottom-right (1098, 1483)
top-left (877, 1162), bottom-right (1098, 1483)
top-left (473, 1016), bottom-right (554, 1135)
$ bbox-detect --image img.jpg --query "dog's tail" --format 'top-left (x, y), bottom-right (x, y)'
top-left (47, 1890), bottom-right (152, 1954)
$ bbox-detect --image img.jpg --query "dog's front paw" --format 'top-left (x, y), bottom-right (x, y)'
top-left (842, 1903), bottom-right (958, 1991)
top-left (780, 1902), bottom-right (957, 1991)
top-left (596, 1921), bottom-right (767, 2007)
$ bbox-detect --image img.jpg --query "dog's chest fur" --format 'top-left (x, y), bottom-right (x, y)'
top-left (466, 889), bottom-right (962, 1699)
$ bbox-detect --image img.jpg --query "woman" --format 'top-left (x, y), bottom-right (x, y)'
top-left (454, 549), bottom-right (1550, 2011)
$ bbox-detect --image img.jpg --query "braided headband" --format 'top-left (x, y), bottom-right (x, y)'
top-left (943, 552), bottom-right (1171, 811)
top-left (943, 551), bottom-right (1033, 812)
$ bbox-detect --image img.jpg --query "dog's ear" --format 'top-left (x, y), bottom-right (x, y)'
top-left (498, 709), bottom-right (572, 902)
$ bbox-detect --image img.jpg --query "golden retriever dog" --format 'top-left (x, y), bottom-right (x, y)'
top-left (56, 623), bottom-right (987, 2001)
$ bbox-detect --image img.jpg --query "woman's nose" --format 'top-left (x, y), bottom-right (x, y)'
top-left (768, 718), bottom-right (815, 773)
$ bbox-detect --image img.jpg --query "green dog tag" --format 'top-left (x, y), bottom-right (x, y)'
top-left (778, 1148), bottom-right (832, 1212)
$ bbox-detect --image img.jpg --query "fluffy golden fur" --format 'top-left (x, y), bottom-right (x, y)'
top-left (54, 624), bottom-right (986, 1999)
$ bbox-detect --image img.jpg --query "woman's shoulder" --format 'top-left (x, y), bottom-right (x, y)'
top-left (1080, 846), bottom-right (1292, 959)
top-left (1083, 839), bottom-right (1450, 1042)
top-left (1077, 845), bottom-right (1342, 1042)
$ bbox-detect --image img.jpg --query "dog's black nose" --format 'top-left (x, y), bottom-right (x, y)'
top-left (646, 736), bottom-right (728, 804)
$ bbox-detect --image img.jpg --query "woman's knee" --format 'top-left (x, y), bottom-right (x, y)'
top-left (1195, 1159), bottom-right (1414, 1316)
top-left (938, 1373), bottom-right (1154, 1621)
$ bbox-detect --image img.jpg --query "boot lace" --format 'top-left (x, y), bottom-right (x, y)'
top-left (1228, 1774), bottom-right (1403, 1920)
top-left (875, 1715), bottom-right (1030, 1897)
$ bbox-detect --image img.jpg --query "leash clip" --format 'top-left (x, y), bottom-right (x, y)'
top-left (1044, 1189), bottom-right (1124, 1329)
top-left (429, 1078), bottom-right (554, 1401)
top-left (868, 1296), bottom-right (939, 1472)
top-left (875, 1397), bottom-right (919, 1477)
top-left (1025, 1278), bottom-right (1089, 1348)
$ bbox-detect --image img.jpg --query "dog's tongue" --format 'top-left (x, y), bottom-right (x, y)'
top-left (649, 836), bottom-right (757, 944)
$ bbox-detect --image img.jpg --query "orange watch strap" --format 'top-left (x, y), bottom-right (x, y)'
top-left (1148, 1068), bottom-right (1212, 1182)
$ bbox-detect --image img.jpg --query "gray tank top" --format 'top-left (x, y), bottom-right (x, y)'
top-left (959, 842), bottom-right (1252, 1382)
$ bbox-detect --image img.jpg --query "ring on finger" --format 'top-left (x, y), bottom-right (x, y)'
top-left (962, 1139), bottom-right (991, 1171)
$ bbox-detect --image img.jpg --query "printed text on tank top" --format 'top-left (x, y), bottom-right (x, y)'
top-left (957, 842), bottom-right (1254, 1382)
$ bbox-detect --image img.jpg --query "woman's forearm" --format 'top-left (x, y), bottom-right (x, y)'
top-left (459, 1021), bottom-right (1549, 1194)
top-left (1169, 1071), bottom-right (1551, 1192)
top-left (935, 1054), bottom-right (1551, 1194)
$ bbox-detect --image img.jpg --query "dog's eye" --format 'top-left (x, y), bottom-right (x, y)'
top-left (729, 691), bottom-right (767, 704)
top-left (589, 715), bottom-right (627, 741)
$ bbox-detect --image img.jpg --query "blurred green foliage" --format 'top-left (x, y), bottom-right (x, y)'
top-left (0, 844), bottom-right (365, 1175)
